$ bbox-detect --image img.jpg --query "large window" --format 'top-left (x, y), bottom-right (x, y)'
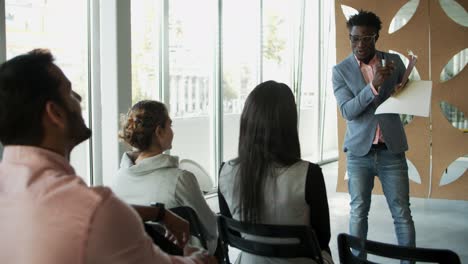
top-left (262, 0), bottom-right (301, 86)
top-left (131, 0), bottom-right (160, 104)
top-left (298, 0), bottom-right (321, 162)
top-left (317, 0), bottom-right (338, 161)
top-left (167, 0), bottom-right (217, 185)
top-left (1, 0), bottom-right (340, 186)
top-left (221, 0), bottom-right (339, 165)
top-left (298, 0), bottom-right (338, 162)
top-left (5, 0), bottom-right (90, 183)
top-left (127, 0), bottom-right (339, 187)
top-left (222, 0), bottom-right (260, 161)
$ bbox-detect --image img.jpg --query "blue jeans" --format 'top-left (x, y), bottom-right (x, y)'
top-left (347, 147), bottom-right (415, 262)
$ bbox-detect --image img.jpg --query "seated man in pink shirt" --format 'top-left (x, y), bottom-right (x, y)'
top-left (0, 49), bottom-right (216, 264)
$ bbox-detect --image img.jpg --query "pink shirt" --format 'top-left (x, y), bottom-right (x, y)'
top-left (0, 146), bottom-right (202, 264)
top-left (355, 55), bottom-right (384, 144)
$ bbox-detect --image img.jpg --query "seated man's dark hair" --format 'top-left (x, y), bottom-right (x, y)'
top-left (0, 49), bottom-right (63, 145)
top-left (346, 10), bottom-right (382, 33)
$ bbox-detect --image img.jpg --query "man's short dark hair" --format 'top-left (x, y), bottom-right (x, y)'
top-left (347, 10), bottom-right (382, 33)
top-left (0, 49), bottom-right (63, 146)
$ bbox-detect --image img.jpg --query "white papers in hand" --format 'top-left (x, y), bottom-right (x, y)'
top-left (375, 80), bottom-right (432, 117)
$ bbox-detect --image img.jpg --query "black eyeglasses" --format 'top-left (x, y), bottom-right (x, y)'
top-left (349, 34), bottom-right (376, 44)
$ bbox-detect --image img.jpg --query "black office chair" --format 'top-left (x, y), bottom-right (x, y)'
top-left (337, 233), bottom-right (461, 264)
top-left (144, 222), bottom-right (183, 255)
top-left (170, 206), bottom-right (208, 250)
top-left (143, 205), bottom-right (209, 255)
top-left (217, 215), bottom-right (324, 264)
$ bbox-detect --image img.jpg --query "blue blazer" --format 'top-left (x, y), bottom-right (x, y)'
top-left (332, 51), bottom-right (408, 156)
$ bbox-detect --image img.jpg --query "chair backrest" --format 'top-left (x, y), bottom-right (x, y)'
top-left (179, 159), bottom-right (213, 193)
top-left (144, 222), bottom-right (183, 256)
top-left (217, 215), bottom-right (324, 264)
top-left (337, 233), bottom-right (461, 264)
top-left (170, 206), bottom-right (208, 249)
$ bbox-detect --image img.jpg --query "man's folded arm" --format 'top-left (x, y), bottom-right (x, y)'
top-left (85, 188), bottom-right (201, 264)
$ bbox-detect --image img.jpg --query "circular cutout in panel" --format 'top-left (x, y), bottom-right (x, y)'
top-left (440, 0), bottom-right (468, 27)
top-left (389, 0), bottom-right (420, 34)
top-left (440, 155), bottom-right (468, 186)
top-left (340, 5), bottom-right (358, 21)
top-left (400, 114), bottom-right (414, 126)
top-left (440, 48), bottom-right (468, 82)
top-left (389, 50), bottom-right (422, 81)
top-left (439, 101), bottom-right (467, 131)
top-left (407, 159), bottom-right (422, 184)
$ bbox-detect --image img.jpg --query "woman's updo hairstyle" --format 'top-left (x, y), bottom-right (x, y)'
top-left (119, 100), bottom-right (168, 151)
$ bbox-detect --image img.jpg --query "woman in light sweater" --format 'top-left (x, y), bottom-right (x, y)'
top-left (112, 100), bottom-right (218, 254)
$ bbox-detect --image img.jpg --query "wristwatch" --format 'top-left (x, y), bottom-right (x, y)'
top-left (152, 202), bottom-right (165, 222)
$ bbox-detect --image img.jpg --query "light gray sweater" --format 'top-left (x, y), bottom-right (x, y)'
top-left (112, 152), bottom-right (218, 254)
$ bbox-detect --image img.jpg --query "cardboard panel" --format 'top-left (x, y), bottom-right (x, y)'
top-left (437, 70), bottom-right (468, 115)
top-left (458, 0), bottom-right (468, 13)
top-left (430, 2), bottom-right (468, 77)
top-left (404, 117), bottom-right (431, 197)
top-left (339, 0), bottom-right (408, 18)
top-left (438, 0), bottom-right (468, 30)
top-left (380, 1), bottom-right (430, 80)
top-left (429, 0), bottom-right (468, 200)
top-left (383, 1), bottom-right (431, 198)
top-left (336, 116), bottom-right (347, 193)
top-left (335, 2), bottom-right (352, 62)
top-left (431, 97), bottom-right (468, 199)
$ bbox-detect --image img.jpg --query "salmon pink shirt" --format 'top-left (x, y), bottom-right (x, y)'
top-left (0, 146), bottom-right (201, 264)
top-left (355, 55), bottom-right (385, 144)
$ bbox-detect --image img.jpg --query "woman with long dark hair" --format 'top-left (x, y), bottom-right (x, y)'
top-left (219, 81), bottom-right (333, 263)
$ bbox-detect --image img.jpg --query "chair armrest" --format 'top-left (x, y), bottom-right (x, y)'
top-left (132, 204), bottom-right (190, 247)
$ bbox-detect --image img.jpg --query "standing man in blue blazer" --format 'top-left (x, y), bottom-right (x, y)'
top-left (332, 10), bottom-right (415, 261)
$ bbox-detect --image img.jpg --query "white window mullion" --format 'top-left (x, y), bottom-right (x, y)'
top-left (99, 0), bottom-right (132, 185)
top-left (213, 0), bottom-right (223, 186)
top-left (295, 0), bottom-right (306, 126)
top-left (89, 0), bottom-right (102, 185)
top-left (258, 0), bottom-right (263, 83)
top-left (160, 0), bottom-right (169, 107)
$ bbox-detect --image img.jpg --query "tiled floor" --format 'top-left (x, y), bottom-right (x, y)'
top-left (206, 161), bottom-right (468, 263)
top-left (322, 161), bottom-right (468, 263)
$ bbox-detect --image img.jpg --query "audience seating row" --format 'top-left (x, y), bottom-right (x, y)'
top-left (216, 216), bottom-right (461, 264)
top-left (143, 206), bottom-right (461, 264)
